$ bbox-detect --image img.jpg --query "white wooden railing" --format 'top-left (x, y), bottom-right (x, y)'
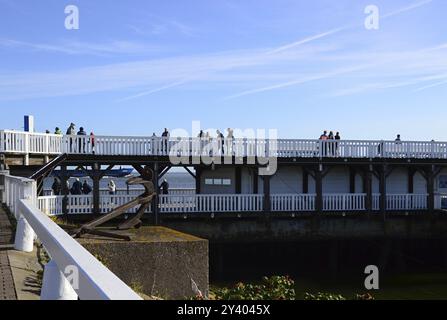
top-left (38, 194), bottom-right (154, 216)
top-left (271, 194), bottom-right (316, 212)
top-left (323, 194), bottom-right (366, 211)
top-left (3, 129), bottom-right (447, 159)
top-left (36, 192), bottom-right (435, 216)
top-left (159, 194), bottom-right (264, 213)
top-left (2, 173), bottom-right (141, 300)
top-left (386, 194), bottom-right (428, 211)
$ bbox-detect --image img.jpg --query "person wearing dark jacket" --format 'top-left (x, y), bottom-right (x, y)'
top-left (161, 128), bottom-right (169, 153)
top-left (70, 178), bottom-right (83, 195)
top-left (66, 123), bottom-right (76, 152)
top-left (77, 127), bottom-right (87, 153)
top-left (160, 179), bottom-right (170, 195)
top-left (51, 178), bottom-right (61, 195)
top-left (82, 181), bottom-right (92, 195)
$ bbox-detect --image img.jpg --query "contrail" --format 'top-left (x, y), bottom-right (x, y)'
top-left (267, 0), bottom-right (434, 55)
top-left (266, 27), bottom-right (346, 55)
top-left (225, 65), bottom-right (370, 100)
top-left (383, 0), bottom-right (433, 18)
top-left (227, 0), bottom-right (435, 99)
top-left (117, 79), bottom-right (189, 102)
top-left (416, 78), bottom-right (447, 92)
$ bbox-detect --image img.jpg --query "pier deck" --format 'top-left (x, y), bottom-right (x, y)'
top-left (0, 206), bottom-right (17, 300)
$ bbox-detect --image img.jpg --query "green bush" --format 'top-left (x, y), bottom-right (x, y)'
top-left (213, 276), bottom-right (295, 300)
top-left (304, 292), bottom-right (346, 301)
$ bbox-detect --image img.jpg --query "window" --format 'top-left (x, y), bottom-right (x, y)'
top-left (204, 178), bottom-right (232, 186)
top-left (439, 175), bottom-right (447, 189)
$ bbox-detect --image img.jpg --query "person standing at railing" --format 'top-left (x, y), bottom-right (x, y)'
top-left (54, 127), bottom-right (62, 135)
top-left (89, 132), bottom-right (96, 154)
top-left (328, 131), bottom-right (335, 156)
top-left (77, 127), bottom-right (87, 153)
top-left (319, 131), bottom-right (328, 157)
top-left (71, 178), bottom-right (83, 195)
top-left (108, 180), bottom-right (116, 195)
top-left (216, 130), bottom-right (225, 155)
top-left (66, 123), bottom-right (76, 152)
top-left (51, 178), bottom-right (61, 196)
top-left (161, 128), bottom-right (170, 154)
top-left (82, 180), bottom-right (92, 195)
top-left (160, 179), bottom-right (170, 195)
top-left (335, 132), bottom-right (341, 156)
top-left (227, 128), bottom-right (235, 156)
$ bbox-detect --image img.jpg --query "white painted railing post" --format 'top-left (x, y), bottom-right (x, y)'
top-left (41, 260), bottom-right (78, 300)
top-left (14, 180), bottom-right (37, 252)
top-left (24, 132), bottom-right (30, 165)
top-left (0, 130), bottom-right (4, 153)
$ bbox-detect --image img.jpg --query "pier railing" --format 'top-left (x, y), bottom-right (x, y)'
top-left (36, 193), bottom-right (432, 216)
top-left (1, 173), bottom-right (141, 300)
top-left (159, 194), bottom-right (264, 213)
top-left (3, 129), bottom-right (447, 159)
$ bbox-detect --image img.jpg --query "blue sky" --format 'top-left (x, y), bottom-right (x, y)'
top-left (0, 0), bottom-right (446, 140)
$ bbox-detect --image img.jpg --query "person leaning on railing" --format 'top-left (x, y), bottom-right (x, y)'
top-left (66, 123), bottom-right (76, 152)
top-left (89, 132), bottom-right (96, 154)
top-left (77, 127), bottom-right (87, 153)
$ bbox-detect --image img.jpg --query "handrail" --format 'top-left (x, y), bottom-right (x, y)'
top-left (1, 172), bottom-right (141, 300)
top-left (2, 129), bottom-right (447, 159)
top-left (37, 193), bottom-right (433, 215)
top-left (19, 199), bottom-right (142, 300)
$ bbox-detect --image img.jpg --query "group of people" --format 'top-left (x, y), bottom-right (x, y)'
top-left (51, 178), bottom-right (92, 196)
top-left (45, 123), bottom-right (96, 153)
top-left (51, 178), bottom-right (117, 196)
top-left (319, 130), bottom-right (341, 141)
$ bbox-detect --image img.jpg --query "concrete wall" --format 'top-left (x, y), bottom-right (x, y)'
top-left (81, 227), bottom-right (209, 300)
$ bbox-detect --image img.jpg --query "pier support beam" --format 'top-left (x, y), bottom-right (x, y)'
top-left (379, 165), bottom-right (388, 216)
top-left (60, 166), bottom-right (69, 215)
top-left (153, 163), bottom-right (160, 225)
top-left (91, 163), bottom-right (101, 216)
top-left (349, 167), bottom-right (356, 193)
top-left (425, 165), bottom-right (441, 212)
top-left (408, 168), bottom-right (415, 194)
top-left (315, 166), bottom-right (323, 214)
top-left (253, 169), bottom-right (259, 194)
top-left (363, 166), bottom-right (373, 213)
top-left (262, 174), bottom-right (271, 212)
top-left (302, 168), bottom-right (309, 194)
top-left (235, 167), bottom-right (242, 194)
top-left (195, 167), bottom-right (202, 194)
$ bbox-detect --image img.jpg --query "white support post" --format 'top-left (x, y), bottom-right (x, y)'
top-left (0, 130), bottom-right (4, 153)
top-left (24, 133), bottom-right (30, 165)
top-left (14, 180), bottom-right (37, 252)
top-left (40, 260), bottom-right (78, 300)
